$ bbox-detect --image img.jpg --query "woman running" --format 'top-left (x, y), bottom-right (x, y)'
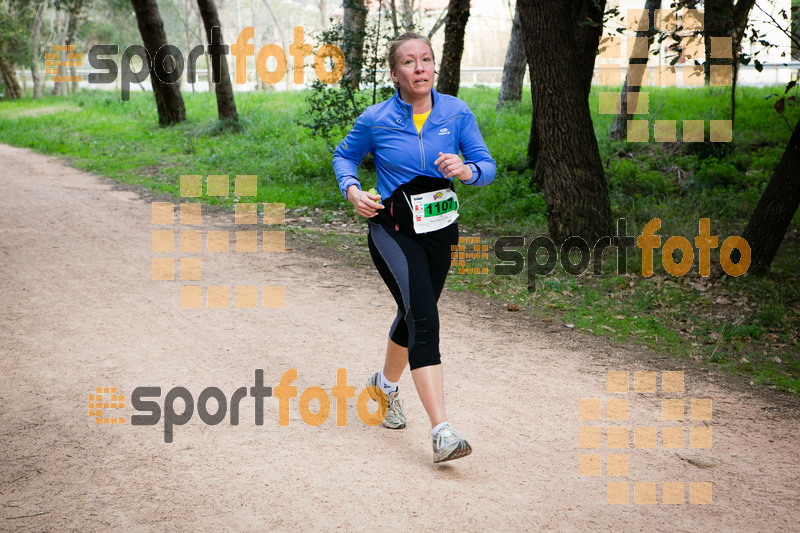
top-left (332, 32), bottom-right (496, 463)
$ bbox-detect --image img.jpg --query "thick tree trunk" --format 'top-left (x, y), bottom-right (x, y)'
top-left (526, 0), bottom-right (604, 168)
top-left (574, 0), bottom-right (607, 98)
top-left (496, 4), bottom-right (526, 110)
top-left (739, 121), bottom-right (800, 275)
top-left (0, 53), bottom-right (22, 99)
top-left (342, 0), bottom-right (367, 89)
top-left (609, 0), bottom-right (660, 141)
top-left (130, 0), bottom-right (186, 126)
top-left (196, 0), bottom-right (238, 121)
top-left (519, 0), bottom-right (612, 244)
top-left (204, 53), bottom-right (213, 92)
top-left (526, 62), bottom-right (538, 172)
top-left (436, 0), bottom-right (469, 97)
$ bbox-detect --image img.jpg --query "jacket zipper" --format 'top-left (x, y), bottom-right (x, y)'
top-left (418, 129), bottom-right (425, 170)
top-left (408, 105), bottom-right (426, 170)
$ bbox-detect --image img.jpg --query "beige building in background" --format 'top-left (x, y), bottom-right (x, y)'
top-left (425, 0), bottom-right (515, 77)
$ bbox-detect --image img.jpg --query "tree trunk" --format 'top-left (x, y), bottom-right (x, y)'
top-left (319, 0), bottom-right (328, 30)
top-left (0, 53), bottom-right (22, 99)
top-left (205, 52), bottom-right (213, 92)
top-left (609, 0), bottom-right (660, 141)
top-left (702, 0), bottom-right (755, 126)
top-left (52, 5), bottom-right (68, 96)
top-left (703, 0), bottom-right (731, 85)
top-left (196, 0), bottom-right (238, 121)
top-left (496, 3), bottom-right (526, 110)
top-left (400, 0), bottom-right (414, 31)
top-left (730, 0), bottom-right (756, 127)
top-left (519, 0), bottom-right (613, 244)
top-left (427, 7), bottom-right (448, 38)
top-left (31, 2), bottom-right (44, 99)
top-left (249, 1), bottom-right (264, 91)
top-left (792, 0), bottom-right (800, 61)
top-left (342, 0), bottom-right (367, 89)
top-left (436, 0), bottom-right (469, 97)
top-left (130, 0), bottom-right (187, 126)
top-left (390, 0), bottom-right (400, 36)
top-left (66, 0), bottom-right (86, 94)
top-left (526, 0), bottom-right (605, 167)
top-left (260, 0), bottom-right (286, 89)
top-left (526, 62), bottom-right (539, 172)
top-left (738, 120), bottom-right (800, 275)
top-left (573, 0), bottom-right (607, 98)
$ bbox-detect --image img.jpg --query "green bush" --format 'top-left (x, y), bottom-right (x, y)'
top-left (303, 17), bottom-right (396, 149)
top-left (693, 156), bottom-right (740, 189)
top-left (607, 158), bottom-right (675, 195)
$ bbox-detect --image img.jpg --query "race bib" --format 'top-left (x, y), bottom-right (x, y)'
top-left (407, 188), bottom-right (459, 234)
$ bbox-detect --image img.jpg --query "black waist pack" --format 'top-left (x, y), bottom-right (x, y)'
top-left (373, 175), bottom-right (455, 235)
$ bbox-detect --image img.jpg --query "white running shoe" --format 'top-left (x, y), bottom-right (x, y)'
top-left (366, 372), bottom-right (406, 429)
top-left (432, 422), bottom-right (472, 463)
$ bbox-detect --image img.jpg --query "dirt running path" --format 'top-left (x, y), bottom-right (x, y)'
top-left (0, 143), bottom-right (798, 532)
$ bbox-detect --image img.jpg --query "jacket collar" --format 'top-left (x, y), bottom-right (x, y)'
top-left (393, 88), bottom-right (439, 118)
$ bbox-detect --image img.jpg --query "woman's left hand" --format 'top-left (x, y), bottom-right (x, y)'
top-left (435, 152), bottom-right (473, 181)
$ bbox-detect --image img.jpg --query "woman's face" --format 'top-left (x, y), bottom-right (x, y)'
top-left (390, 39), bottom-right (435, 102)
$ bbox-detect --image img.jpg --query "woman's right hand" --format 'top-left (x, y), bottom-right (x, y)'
top-left (347, 185), bottom-right (384, 218)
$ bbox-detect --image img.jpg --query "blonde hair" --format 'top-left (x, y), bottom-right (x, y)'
top-left (387, 32), bottom-right (435, 73)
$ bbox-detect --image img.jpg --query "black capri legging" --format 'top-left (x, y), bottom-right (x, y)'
top-left (367, 219), bottom-right (459, 370)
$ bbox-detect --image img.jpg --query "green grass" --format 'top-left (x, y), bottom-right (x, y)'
top-left (1, 84), bottom-right (798, 395)
top-left (0, 90), bottom-right (344, 208)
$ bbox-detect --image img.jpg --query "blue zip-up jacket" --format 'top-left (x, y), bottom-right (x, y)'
top-left (333, 89), bottom-right (496, 200)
